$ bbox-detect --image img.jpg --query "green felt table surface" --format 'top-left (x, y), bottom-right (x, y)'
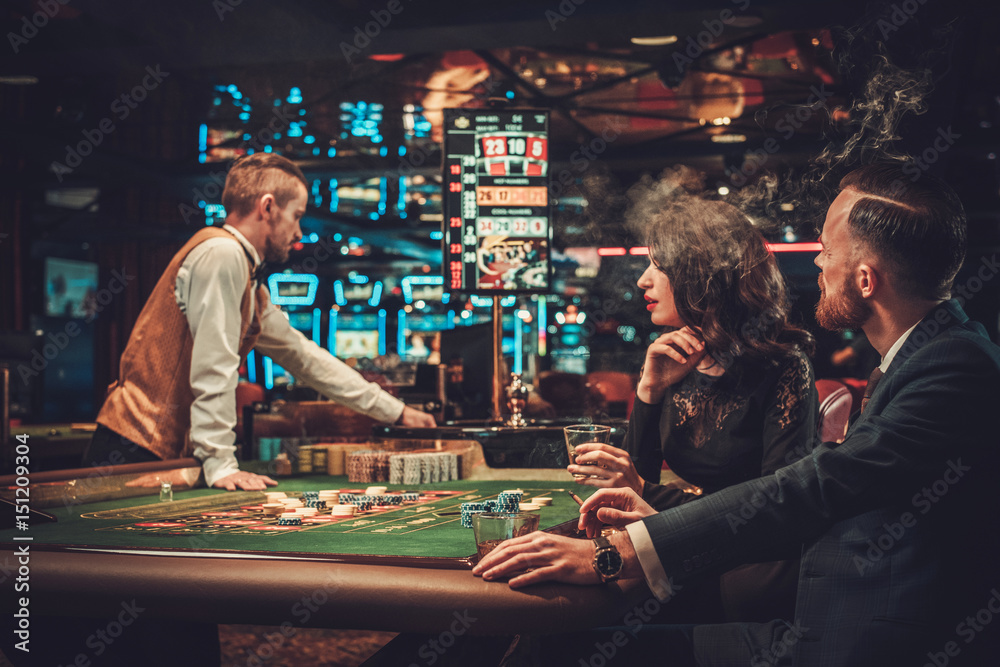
top-left (17, 476), bottom-right (594, 560)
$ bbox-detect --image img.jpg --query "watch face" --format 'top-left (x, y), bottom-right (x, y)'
top-left (597, 549), bottom-right (623, 576)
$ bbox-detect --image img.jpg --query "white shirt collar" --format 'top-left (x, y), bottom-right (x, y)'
top-left (879, 320), bottom-right (921, 373)
top-left (221, 224), bottom-right (262, 267)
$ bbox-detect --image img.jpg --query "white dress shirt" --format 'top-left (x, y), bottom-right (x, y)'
top-left (174, 225), bottom-right (404, 486)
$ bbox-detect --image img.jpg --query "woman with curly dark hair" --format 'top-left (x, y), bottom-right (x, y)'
top-left (570, 196), bottom-right (818, 623)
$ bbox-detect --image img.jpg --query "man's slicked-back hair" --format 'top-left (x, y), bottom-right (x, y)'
top-left (222, 153), bottom-right (308, 219)
top-left (839, 163), bottom-right (966, 301)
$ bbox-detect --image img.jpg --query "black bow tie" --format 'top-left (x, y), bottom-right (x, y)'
top-left (252, 262), bottom-right (268, 287)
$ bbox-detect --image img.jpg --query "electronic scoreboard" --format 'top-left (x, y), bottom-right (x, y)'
top-left (442, 109), bottom-right (552, 293)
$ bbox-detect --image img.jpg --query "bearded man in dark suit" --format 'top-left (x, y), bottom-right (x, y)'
top-left (475, 163), bottom-right (1000, 667)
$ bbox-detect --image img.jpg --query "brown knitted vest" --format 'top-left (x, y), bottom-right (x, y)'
top-left (96, 227), bottom-right (268, 459)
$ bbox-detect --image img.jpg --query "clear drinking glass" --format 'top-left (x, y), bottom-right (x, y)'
top-left (564, 424), bottom-right (611, 479)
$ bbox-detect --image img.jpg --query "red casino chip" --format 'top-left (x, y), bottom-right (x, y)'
top-left (213, 519), bottom-right (264, 526)
top-left (201, 511), bottom-right (249, 518)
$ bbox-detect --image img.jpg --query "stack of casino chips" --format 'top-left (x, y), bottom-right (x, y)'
top-left (331, 504), bottom-right (355, 518)
top-left (277, 513), bottom-right (302, 526)
top-left (261, 503), bottom-right (284, 517)
top-left (460, 491), bottom-right (529, 529)
top-left (496, 491), bottom-right (523, 513)
top-left (389, 452), bottom-right (460, 485)
top-left (461, 502), bottom-right (487, 528)
top-left (346, 450), bottom-right (394, 483)
top-left (280, 497), bottom-right (304, 510)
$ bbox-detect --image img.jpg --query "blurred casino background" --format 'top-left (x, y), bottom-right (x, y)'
top-left (0, 0), bottom-right (997, 466)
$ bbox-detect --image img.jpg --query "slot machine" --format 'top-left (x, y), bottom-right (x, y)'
top-left (396, 275), bottom-right (454, 363)
top-left (328, 274), bottom-right (387, 362)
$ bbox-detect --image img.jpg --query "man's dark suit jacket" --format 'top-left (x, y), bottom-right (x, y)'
top-left (640, 300), bottom-right (1000, 666)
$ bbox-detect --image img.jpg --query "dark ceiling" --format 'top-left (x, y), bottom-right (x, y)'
top-left (3, 0), bottom-right (999, 266)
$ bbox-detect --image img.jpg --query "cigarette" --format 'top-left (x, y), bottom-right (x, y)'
top-left (567, 490), bottom-right (584, 506)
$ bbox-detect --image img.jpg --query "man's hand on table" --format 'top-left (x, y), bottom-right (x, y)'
top-left (398, 405), bottom-right (437, 428)
top-left (472, 531), bottom-right (601, 588)
top-left (212, 470), bottom-right (278, 491)
top-left (472, 488), bottom-right (656, 588)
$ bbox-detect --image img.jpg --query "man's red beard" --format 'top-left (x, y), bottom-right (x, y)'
top-left (815, 273), bottom-right (871, 331)
top-left (264, 235), bottom-right (291, 263)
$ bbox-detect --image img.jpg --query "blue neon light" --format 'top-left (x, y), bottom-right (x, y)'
top-left (247, 350), bottom-right (256, 384)
top-left (349, 274), bottom-right (369, 284)
top-left (312, 308), bottom-right (321, 344)
top-left (378, 309), bottom-right (387, 355)
top-left (327, 309), bottom-right (338, 354)
top-left (264, 356), bottom-right (274, 389)
top-left (430, 231), bottom-right (443, 241)
top-left (198, 124), bottom-right (208, 164)
top-left (369, 281), bottom-right (383, 307)
top-left (267, 274), bottom-right (319, 306)
top-left (329, 179), bottom-right (339, 212)
top-left (397, 310), bottom-right (406, 355)
top-left (333, 281), bottom-right (346, 306)
top-left (514, 315), bottom-right (523, 375)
